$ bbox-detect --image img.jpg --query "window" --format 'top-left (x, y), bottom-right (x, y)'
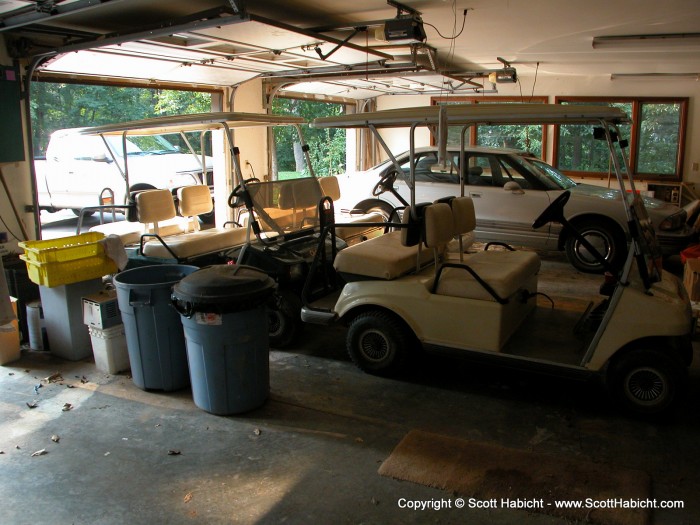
top-left (431, 97), bottom-right (548, 158)
top-left (271, 97), bottom-right (348, 180)
top-left (554, 97), bottom-right (688, 181)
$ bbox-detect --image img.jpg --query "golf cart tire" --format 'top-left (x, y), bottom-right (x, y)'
top-left (564, 217), bottom-right (625, 273)
top-left (268, 290), bottom-right (303, 349)
top-left (607, 348), bottom-right (685, 417)
top-left (347, 310), bottom-right (412, 375)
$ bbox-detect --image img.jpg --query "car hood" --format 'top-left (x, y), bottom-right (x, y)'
top-left (570, 183), bottom-right (680, 214)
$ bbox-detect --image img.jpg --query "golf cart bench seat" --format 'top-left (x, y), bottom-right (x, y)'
top-left (89, 189), bottom-right (189, 245)
top-left (319, 176), bottom-right (386, 244)
top-left (333, 230), bottom-right (435, 280)
top-left (425, 202), bottom-right (540, 302)
top-left (140, 185), bottom-right (247, 259)
top-left (333, 203), bottom-right (437, 280)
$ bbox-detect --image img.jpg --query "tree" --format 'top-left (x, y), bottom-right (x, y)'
top-left (30, 82), bottom-right (211, 156)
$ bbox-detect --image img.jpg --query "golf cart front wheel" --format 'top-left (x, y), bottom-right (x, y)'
top-left (267, 291), bottom-right (302, 348)
top-left (607, 349), bottom-right (685, 417)
top-left (346, 310), bottom-right (412, 375)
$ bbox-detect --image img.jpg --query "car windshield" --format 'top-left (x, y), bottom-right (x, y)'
top-left (104, 135), bottom-right (180, 157)
top-left (526, 157), bottom-right (578, 190)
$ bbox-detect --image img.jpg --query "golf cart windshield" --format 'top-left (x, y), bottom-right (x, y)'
top-left (246, 177), bottom-right (323, 238)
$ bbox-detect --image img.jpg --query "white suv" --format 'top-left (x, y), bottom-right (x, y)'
top-left (38, 129), bottom-right (213, 217)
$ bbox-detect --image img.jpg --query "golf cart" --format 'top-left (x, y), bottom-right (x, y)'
top-left (301, 104), bottom-right (694, 416)
top-left (73, 112), bottom-right (384, 347)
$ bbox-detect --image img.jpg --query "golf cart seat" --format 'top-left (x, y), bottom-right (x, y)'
top-left (332, 203), bottom-right (435, 281)
top-left (89, 189), bottom-right (187, 245)
top-left (434, 196), bottom-right (475, 255)
top-left (262, 177), bottom-right (323, 231)
top-left (319, 175), bottom-right (385, 244)
top-left (140, 185), bottom-right (247, 259)
top-left (424, 202), bottom-right (540, 303)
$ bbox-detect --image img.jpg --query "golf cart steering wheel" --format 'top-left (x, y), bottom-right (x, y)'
top-left (533, 191), bottom-right (570, 229)
top-left (372, 170), bottom-right (399, 197)
top-left (227, 177), bottom-right (260, 208)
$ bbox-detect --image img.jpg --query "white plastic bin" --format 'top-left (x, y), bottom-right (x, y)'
top-left (89, 324), bottom-right (130, 374)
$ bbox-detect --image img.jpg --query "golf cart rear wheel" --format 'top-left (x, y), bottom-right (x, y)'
top-left (268, 290), bottom-right (302, 349)
top-left (608, 349), bottom-right (685, 416)
top-left (347, 310), bottom-right (412, 375)
top-left (564, 218), bottom-right (624, 273)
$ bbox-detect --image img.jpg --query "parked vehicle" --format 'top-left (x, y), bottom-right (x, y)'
top-left (38, 127), bottom-right (214, 220)
top-left (335, 145), bottom-right (696, 272)
top-left (302, 104), bottom-right (694, 416)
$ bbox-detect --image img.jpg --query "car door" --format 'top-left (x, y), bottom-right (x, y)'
top-left (465, 153), bottom-right (554, 249)
top-left (392, 151), bottom-right (462, 204)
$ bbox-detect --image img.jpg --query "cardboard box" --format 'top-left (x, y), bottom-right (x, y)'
top-left (0, 297), bottom-right (20, 365)
top-left (683, 258), bottom-right (700, 302)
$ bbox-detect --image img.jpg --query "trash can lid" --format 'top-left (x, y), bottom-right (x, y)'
top-left (172, 264), bottom-right (275, 309)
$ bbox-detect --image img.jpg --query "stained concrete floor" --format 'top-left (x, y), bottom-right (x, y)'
top-left (1, 251), bottom-right (699, 525)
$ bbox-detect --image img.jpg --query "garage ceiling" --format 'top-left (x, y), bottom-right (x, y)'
top-left (1, 0), bottom-right (699, 100)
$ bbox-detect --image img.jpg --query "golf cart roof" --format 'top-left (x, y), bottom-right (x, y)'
top-left (75, 112), bottom-right (305, 136)
top-left (311, 103), bottom-right (630, 129)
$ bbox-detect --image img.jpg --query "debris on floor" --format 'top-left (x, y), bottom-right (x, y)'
top-left (31, 449), bottom-right (47, 457)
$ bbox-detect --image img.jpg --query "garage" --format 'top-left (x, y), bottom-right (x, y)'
top-left (1, 1), bottom-right (699, 523)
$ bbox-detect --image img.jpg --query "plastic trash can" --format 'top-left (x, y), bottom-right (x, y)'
top-left (114, 264), bottom-right (198, 391)
top-left (172, 264), bottom-right (276, 415)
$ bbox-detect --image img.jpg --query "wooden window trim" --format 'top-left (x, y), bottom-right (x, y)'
top-left (553, 96), bottom-right (688, 182)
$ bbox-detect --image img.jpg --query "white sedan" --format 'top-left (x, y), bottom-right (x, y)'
top-left (335, 146), bottom-right (696, 272)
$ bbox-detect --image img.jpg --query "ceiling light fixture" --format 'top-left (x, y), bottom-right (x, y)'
top-left (592, 33), bottom-right (700, 50)
top-left (610, 72), bottom-right (699, 80)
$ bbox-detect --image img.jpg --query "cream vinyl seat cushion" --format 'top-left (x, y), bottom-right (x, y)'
top-left (333, 230), bottom-right (434, 280)
top-left (319, 176), bottom-right (385, 242)
top-left (89, 189), bottom-right (187, 245)
top-left (424, 202), bottom-right (540, 302)
top-left (141, 185), bottom-right (247, 259)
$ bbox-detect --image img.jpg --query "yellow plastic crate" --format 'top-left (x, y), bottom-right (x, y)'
top-left (20, 253), bottom-right (117, 288)
top-left (19, 232), bottom-right (106, 264)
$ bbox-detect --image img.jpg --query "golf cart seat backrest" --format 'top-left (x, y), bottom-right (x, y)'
top-left (177, 185), bottom-right (212, 232)
top-left (90, 188), bottom-right (185, 245)
top-left (424, 202), bottom-right (540, 303)
top-left (140, 185), bottom-right (247, 260)
top-left (333, 204), bottom-right (435, 281)
top-left (318, 175), bottom-right (385, 245)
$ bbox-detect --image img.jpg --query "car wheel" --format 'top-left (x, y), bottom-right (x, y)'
top-left (564, 218), bottom-right (625, 273)
top-left (346, 310), bottom-right (413, 375)
top-left (607, 348), bottom-right (685, 417)
top-left (267, 290), bottom-right (302, 349)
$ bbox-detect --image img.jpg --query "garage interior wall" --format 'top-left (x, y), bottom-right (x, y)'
top-left (1, 32), bottom-right (700, 249)
top-left (0, 38), bottom-right (35, 254)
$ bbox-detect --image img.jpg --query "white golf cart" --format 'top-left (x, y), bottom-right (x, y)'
top-left (301, 104), bottom-right (694, 416)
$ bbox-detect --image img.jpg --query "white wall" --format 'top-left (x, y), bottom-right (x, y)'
top-left (375, 71), bottom-right (700, 187)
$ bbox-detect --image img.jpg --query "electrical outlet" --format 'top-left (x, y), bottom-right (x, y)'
top-left (692, 162), bottom-right (699, 172)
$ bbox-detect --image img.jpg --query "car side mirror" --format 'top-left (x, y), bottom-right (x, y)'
top-left (91, 153), bottom-right (112, 163)
top-left (504, 181), bottom-right (524, 194)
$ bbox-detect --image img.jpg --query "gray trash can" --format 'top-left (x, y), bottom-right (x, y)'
top-left (172, 264), bottom-right (276, 415)
top-left (114, 264), bottom-right (198, 391)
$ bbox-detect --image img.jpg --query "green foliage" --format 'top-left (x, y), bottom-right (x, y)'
top-left (271, 98), bottom-right (345, 178)
top-left (30, 82), bottom-right (211, 156)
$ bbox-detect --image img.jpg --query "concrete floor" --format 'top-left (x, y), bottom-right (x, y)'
top-left (1, 252), bottom-right (699, 525)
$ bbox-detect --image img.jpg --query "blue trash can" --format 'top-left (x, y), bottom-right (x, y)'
top-left (114, 264), bottom-right (198, 391)
top-left (172, 265), bottom-right (276, 415)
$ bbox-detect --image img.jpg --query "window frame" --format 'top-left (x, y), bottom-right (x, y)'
top-left (553, 96), bottom-right (688, 181)
top-left (430, 96), bottom-right (549, 159)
